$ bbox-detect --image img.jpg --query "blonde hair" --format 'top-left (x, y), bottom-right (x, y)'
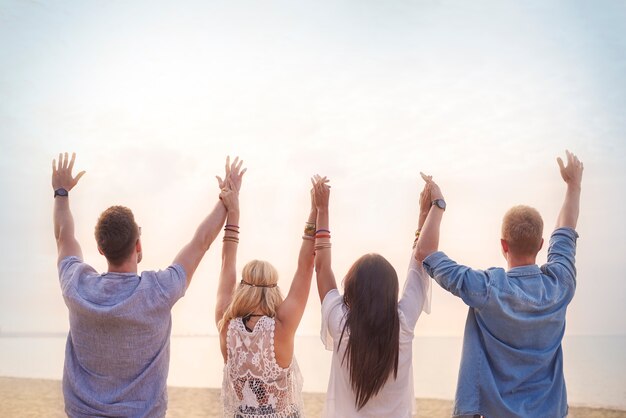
top-left (501, 205), bottom-right (544, 257)
top-left (218, 260), bottom-right (284, 331)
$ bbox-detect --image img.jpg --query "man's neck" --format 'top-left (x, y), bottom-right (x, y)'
top-left (107, 260), bottom-right (138, 274)
top-left (507, 255), bottom-right (537, 270)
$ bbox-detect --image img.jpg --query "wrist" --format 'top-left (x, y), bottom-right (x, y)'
top-left (54, 188), bottom-right (69, 198)
top-left (566, 183), bottom-right (582, 193)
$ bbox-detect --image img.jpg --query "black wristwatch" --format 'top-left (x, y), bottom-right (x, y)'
top-left (54, 188), bottom-right (69, 198)
top-left (431, 199), bottom-right (446, 211)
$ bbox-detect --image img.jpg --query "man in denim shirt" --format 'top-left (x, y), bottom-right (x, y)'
top-left (416, 151), bottom-right (583, 418)
top-left (51, 153), bottom-right (243, 417)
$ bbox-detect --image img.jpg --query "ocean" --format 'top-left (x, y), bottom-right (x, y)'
top-left (1, 334), bottom-right (624, 410)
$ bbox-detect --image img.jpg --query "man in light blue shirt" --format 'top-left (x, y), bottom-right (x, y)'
top-left (51, 152), bottom-right (241, 417)
top-left (416, 151), bottom-right (584, 418)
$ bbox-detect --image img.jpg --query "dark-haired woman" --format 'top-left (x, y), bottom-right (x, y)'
top-left (312, 175), bottom-right (432, 417)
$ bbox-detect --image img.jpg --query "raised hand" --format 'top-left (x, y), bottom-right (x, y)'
top-left (418, 181), bottom-right (432, 229)
top-left (310, 182), bottom-right (317, 213)
top-left (420, 171), bottom-right (444, 202)
top-left (557, 150), bottom-right (583, 188)
top-left (311, 175), bottom-right (330, 210)
top-left (216, 156), bottom-right (246, 193)
top-left (419, 179), bottom-right (432, 215)
top-left (219, 179), bottom-right (240, 213)
top-left (52, 152), bottom-right (86, 191)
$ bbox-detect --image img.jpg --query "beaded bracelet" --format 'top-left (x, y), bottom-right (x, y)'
top-left (223, 236), bottom-right (240, 243)
top-left (315, 242), bottom-right (332, 250)
top-left (302, 235), bottom-right (315, 241)
top-left (315, 233), bottom-right (331, 239)
top-left (315, 229), bottom-right (330, 234)
top-left (304, 222), bottom-right (316, 237)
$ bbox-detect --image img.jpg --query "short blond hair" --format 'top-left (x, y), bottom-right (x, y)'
top-left (218, 260), bottom-right (284, 331)
top-left (501, 205), bottom-right (544, 256)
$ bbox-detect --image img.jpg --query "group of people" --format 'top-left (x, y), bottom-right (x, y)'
top-left (51, 150), bottom-right (583, 418)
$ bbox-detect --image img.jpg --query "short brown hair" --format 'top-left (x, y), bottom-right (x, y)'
top-left (502, 205), bottom-right (543, 256)
top-left (95, 206), bottom-right (139, 265)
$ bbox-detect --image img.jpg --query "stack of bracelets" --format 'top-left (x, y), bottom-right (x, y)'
top-left (223, 224), bottom-right (240, 244)
top-left (314, 228), bottom-right (331, 251)
top-left (412, 229), bottom-right (420, 249)
top-left (303, 222), bottom-right (315, 241)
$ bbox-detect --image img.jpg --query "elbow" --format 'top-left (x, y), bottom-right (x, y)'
top-left (415, 244), bottom-right (433, 264)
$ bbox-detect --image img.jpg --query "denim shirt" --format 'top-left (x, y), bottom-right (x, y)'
top-left (423, 227), bottom-right (578, 418)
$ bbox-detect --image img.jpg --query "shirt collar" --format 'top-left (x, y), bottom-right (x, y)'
top-left (506, 264), bottom-right (542, 277)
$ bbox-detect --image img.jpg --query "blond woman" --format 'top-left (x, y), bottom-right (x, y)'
top-left (215, 157), bottom-right (319, 418)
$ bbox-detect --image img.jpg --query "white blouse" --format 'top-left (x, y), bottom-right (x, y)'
top-left (320, 255), bottom-right (431, 418)
top-left (222, 316), bottom-right (304, 418)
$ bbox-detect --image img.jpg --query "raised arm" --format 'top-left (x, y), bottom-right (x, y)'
top-left (312, 176), bottom-right (337, 302)
top-left (412, 179), bottom-right (432, 254)
top-left (274, 180), bottom-right (318, 333)
top-left (555, 150), bottom-right (583, 230)
top-left (173, 157), bottom-right (245, 287)
top-left (52, 152), bottom-right (86, 264)
top-left (214, 159), bottom-right (246, 326)
top-left (415, 173), bottom-right (445, 263)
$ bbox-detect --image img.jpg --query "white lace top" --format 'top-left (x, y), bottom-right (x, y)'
top-left (222, 316), bottom-right (304, 418)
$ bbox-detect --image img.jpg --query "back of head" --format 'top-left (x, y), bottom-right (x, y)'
top-left (341, 253), bottom-right (400, 410)
top-left (219, 260), bottom-right (284, 330)
top-left (94, 206), bottom-right (139, 266)
top-left (502, 205), bottom-right (544, 257)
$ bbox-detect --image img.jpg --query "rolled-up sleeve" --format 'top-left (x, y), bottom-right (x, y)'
top-left (320, 289), bottom-right (345, 351)
top-left (543, 227), bottom-right (578, 287)
top-left (154, 264), bottom-right (187, 307)
top-left (58, 256), bottom-right (94, 295)
top-left (423, 251), bottom-right (490, 308)
top-left (399, 255), bottom-right (431, 330)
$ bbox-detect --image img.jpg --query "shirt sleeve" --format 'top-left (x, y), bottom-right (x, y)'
top-left (154, 264), bottom-right (187, 307)
top-left (398, 254), bottom-right (432, 330)
top-left (541, 227), bottom-right (578, 287)
top-left (58, 256), bottom-right (95, 295)
top-left (320, 289), bottom-right (346, 351)
top-left (422, 251), bottom-right (490, 308)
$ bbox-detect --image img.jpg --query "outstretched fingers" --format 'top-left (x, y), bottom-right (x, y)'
top-left (68, 152), bottom-right (76, 171)
top-left (216, 175), bottom-right (225, 189)
top-left (224, 156), bottom-right (231, 178)
top-left (420, 172), bottom-right (433, 183)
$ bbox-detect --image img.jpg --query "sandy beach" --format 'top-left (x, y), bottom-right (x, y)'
top-left (0, 377), bottom-right (624, 417)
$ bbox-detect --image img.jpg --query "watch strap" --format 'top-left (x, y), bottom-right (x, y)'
top-left (54, 188), bottom-right (69, 198)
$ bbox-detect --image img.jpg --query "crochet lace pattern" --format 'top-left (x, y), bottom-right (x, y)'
top-left (222, 316), bottom-right (304, 418)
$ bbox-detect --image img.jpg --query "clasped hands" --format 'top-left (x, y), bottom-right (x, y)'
top-left (217, 156), bottom-right (246, 212)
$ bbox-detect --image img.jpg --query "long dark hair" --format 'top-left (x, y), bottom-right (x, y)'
top-left (339, 253), bottom-right (400, 410)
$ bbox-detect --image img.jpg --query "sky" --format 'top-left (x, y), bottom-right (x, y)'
top-left (0, 0), bottom-right (625, 337)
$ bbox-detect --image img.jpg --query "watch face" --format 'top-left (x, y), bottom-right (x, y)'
top-left (55, 188), bottom-right (68, 197)
top-left (435, 199), bottom-right (446, 210)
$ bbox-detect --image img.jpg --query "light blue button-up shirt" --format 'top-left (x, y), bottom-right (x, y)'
top-left (423, 227), bottom-right (578, 418)
top-left (58, 256), bottom-right (187, 418)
